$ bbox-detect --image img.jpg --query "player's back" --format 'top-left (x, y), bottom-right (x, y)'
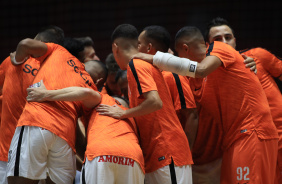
top-left (17, 43), bottom-right (96, 151)
top-left (0, 56), bottom-right (40, 162)
top-left (127, 59), bottom-right (192, 173)
top-left (162, 71), bottom-right (196, 111)
top-left (85, 93), bottom-right (145, 173)
top-left (241, 48), bottom-right (282, 132)
top-left (202, 41), bottom-right (278, 149)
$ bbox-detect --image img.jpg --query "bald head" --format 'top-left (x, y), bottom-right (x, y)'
top-left (84, 60), bottom-right (108, 90)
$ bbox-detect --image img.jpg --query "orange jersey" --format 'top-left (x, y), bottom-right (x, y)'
top-left (162, 71), bottom-right (196, 111)
top-left (199, 41), bottom-right (278, 150)
top-left (17, 43), bottom-right (96, 152)
top-left (0, 51), bottom-right (52, 162)
top-left (241, 48), bottom-right (282, 147)
top-left (127, 59), bottom-right (193, 173)
top-left (85, 93), bottom-right (145, 173)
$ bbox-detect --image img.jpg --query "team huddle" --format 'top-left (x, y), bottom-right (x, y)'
top-left (0, 17), bottom-right (281, 184)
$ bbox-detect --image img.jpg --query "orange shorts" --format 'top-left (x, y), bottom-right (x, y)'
top-left (221, 130), bottom-right (278, 184)
top-left (275, 133), bottom-right (282, 184)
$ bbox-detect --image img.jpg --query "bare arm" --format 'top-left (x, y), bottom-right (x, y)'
top-left (96, 90), bottom-right (162, 119)
top-left (177, 108), bottom-right (198, 149)
top-left (11, 38), bottom-right (48, 65)
top-left (27, 80), bottom-right (101, 109)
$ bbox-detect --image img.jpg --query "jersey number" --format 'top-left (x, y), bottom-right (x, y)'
top-left (237, 167), bottom-right (250, 181)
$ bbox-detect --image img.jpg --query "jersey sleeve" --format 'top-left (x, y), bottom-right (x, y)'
top-left (34, 43), bottom-right (57, 64)
top-left (128, 59), bottom-right (157, 97)
top-left (206, 41), bottom-right (236, 68)
top-left (255, 48), bottom-right (282, 78)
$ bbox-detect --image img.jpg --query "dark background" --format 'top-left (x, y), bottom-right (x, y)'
top-left (1, 0), bottom-right (281, 89)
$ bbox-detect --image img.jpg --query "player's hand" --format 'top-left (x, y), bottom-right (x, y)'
top-left (26, 80), bottom-right (48, 102)
top-left (132, 53), bottom-right (154, 64)
top-left (96, 104), bottom-right (125, 119)
top-left (242, 54), bottom-right (257, 74)
top-left (10, 51), bottom-right (17, 65)
top-left (10, 51), bottom-right (29, 65)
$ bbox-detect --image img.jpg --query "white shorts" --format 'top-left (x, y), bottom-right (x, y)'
top-left (80, 156), bottom-right (145, 184)
top-left (145, 160), bottom-right (192, 184)
top-left (192, 158), bottom-right (222, 184)
top-left (7, 126), bottom-right (76, 184)
top-left (0, 161), bottom-right (7, 184)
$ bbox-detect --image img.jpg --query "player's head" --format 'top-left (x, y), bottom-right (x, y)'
top-left (111, 24), bottom-right (139, 70)
top-left (63, 37), bottom-right (85, 60)
top-left (175, 26), bottom-right (206, 61)
top-left (84, 60), bottom-right (108, 90)
top-left (75, 37), bottom-right (100, 62)
top-left (35, 25), bottom-right (64, 46)
top-left (115, 69), bottom-right (128, 100)
top-left (113, 96), bottom-right (129, 108)
top-left (138, 25), bottom-right (171, 54)
top-left (205, 17), bottom-right (236, 48)
top-left (104, 53), bottom-right (121, 96)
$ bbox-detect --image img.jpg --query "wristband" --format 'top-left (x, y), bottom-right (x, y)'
top-left (12, 55), bottom-right (29, 65)
top-left (153, 51), bottom-right (198, 77)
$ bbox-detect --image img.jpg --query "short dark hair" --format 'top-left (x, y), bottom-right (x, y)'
top-left (115, 69), bottom-right (127, 83)
top-left (143, 25), bottom-right (170, 52)
top-left (37, 25), bottom-right (64, 45)
top-left (63, 37), bottom-right (84, 58)
top-left (205, 17), bottom-right (234, 43)
top-left (75, 37), bottom-right (94, 47)
top-left (175, 26), bottom-right (203, 43)
top-left (111, 24), bottom-right (138, 43)
top-left (105, 53), bottom-right (120, 73)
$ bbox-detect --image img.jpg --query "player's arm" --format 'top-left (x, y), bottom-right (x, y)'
top-left (177, 108), bottom-right (198, 149)
top-left (27, 80), bottom-right (101, 109)
top-left (132, 52), bottom-right (222, 78)
top-left (10, 38), bottom-right (48, 65)
top-left (96, 90), bottom-right (162, 119)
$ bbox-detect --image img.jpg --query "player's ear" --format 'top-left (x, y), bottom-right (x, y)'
top-left (112, 43), bottom-right (118, 53)
top-left (183, 44), bottom-right (189, 53)
top-left (147, 43), bottom-right (152, 53)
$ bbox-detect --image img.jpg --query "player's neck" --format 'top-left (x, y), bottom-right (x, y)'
top-left (123, 48), bottom-right (139, 63)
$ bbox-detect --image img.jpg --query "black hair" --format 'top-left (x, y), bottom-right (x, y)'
top-left (111, 24), bottom-right (138, 43)
top-left (143, 25), bottom-right (171, 52)
top-left (105, 53), bottom-right (120, 73)
top-left (63, 37), bottom-right (84, 58)
top-left (37, 25), bottom-right (64, 45)
top-left (175, 26), bottom-right (202, 44)
top-left (115, 69), bottom-right (127, 83)
top-left (75, 37), bottom-right (94, 47)
top-left (204, 17), bottom-right (235, 43)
